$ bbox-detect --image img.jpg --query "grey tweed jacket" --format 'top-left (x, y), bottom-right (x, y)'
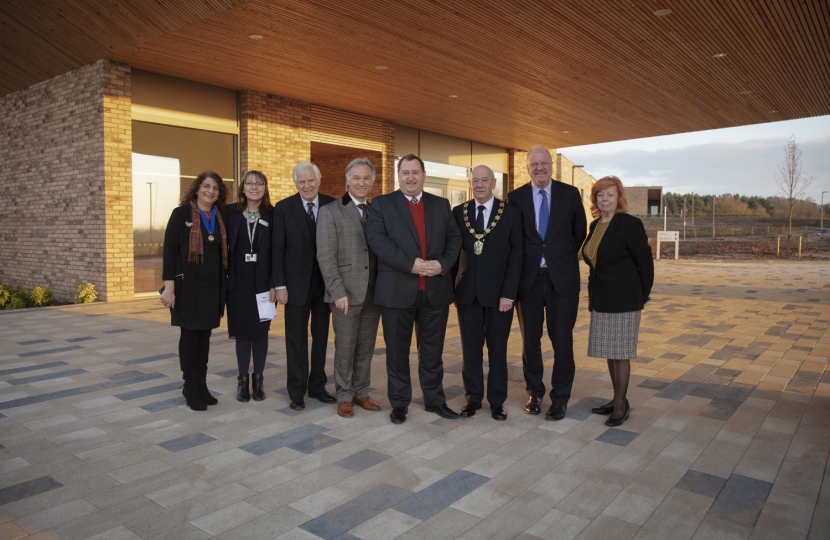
top-left (316, 193), bottom-right (377, 304)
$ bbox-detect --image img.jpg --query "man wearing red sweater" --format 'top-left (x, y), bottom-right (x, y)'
top-left (366, 154), bottom-right (462, 424)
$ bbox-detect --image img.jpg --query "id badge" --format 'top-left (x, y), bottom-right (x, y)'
top-left (245, 253), bottom-right (258, 263)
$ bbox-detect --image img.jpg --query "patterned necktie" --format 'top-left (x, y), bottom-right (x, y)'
top-left (538, 190), bottom-right (549, 240)
top-left (410, 197), bottom-right (418, 205)
top-left (357, 203), bottom-right (368, 225)
top-left (307, 202), bottom-right (315, 223)
top-left (476, 204), bottom-right (486, 234)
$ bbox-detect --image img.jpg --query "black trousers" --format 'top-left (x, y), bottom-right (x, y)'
top-left (456, 299), bottom-right (513, 408)
top-left (516, 273), bottom-right (579, 404)
top-left (284, 273), bottom-right (330, 400)
top-left (382, 290), bottom-right (449, 408)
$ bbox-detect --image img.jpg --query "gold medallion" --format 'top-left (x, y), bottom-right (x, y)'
top-left (474, 240), bottom-right (484, 255)
top-left (463, 200), bottom-right (505, 255)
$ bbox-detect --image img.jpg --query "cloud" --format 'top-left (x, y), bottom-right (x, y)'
top-left (564, 136), bottom-right (829, 196)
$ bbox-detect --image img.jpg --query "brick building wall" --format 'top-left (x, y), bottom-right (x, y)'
top-left (240, 92), bottom-right (311, 201)
top-left (312, 152), bottom-right (383, 200)
top-left (556, 153), bottom-right (596, 220)
top-left (0, 60), bottom-right (133, 301)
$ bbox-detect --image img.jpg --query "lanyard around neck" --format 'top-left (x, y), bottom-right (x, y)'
top-left (197, 206), bottom-right (216, 234)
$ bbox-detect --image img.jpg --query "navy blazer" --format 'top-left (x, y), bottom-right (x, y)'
top-left (272, 192), bottom-right (336, 307)
top-left (583, 212), bottom-right (654, 313)
top-left (225, 207), bottom-right (276, 294)
top-left (367, 190), bottom-right (462, 309)
top-left (506, 181), bottom-right (587, 298)
top-left (161, 204), bottom-right (227, 322)
top-left (452, 198), bottom-right (523, 307)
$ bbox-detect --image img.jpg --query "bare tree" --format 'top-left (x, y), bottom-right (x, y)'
top-left (776, 135), bottom-right (813, 256)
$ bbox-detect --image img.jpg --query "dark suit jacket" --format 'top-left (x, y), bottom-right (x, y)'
top-left (584, 212), bottom-right (654, 313)
top-left (162, 204), bottom-right (227, 321)
top-left (367, 190), bottom-right (462, 309)
top-left (226, 207), bottom-right (276, 294)
top-left (273, 192), bottom-right (336, 307)
top-left (507, 181), bottom-right (587, 299)
top-left (452, 198), bottom-right (523, 307)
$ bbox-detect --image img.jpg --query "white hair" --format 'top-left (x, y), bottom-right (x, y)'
top-left (526, 145), bottom-right (552, 162)
top-left (345, 157), bottom-right (376, 181)
top-left (292, 162), bottom-right (322, 185)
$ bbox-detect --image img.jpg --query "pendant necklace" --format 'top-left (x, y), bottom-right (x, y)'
top-left (198, 206), bottom-right (217, 242)
top-left (462, 200), bottom-right (505, 255)
top-left (246, 208), bottom-right (259, 222)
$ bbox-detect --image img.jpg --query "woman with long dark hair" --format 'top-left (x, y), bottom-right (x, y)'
top-left (583, 176), bottom-right (653, 426)
top-left (160, 171), bottom-right (229, 411)
top-left (226, 170), bottom-right (276, 402)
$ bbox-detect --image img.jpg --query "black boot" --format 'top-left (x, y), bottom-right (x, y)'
top-left (252, 373), bottom-right (265, 401)
top-left (237, 374), bottom-right (250, 402)
top-left (195, 357), bottom-right (218, 406)
top-left (182, 380), bottom-right (207, 411)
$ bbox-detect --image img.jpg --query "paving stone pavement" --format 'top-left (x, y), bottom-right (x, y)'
top-left (0, 261), bottom-right (828, 539)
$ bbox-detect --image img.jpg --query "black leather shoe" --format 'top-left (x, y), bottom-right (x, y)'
top-left (236, 374), bottom-right (250, 402)
top-left (591, 402), bottom-right (614, 415)
top-left (491, 406), bottom-right (508, 421)
top-left (390, 407), bottom-right (408, 424)
top-left (310, 391), bottom-right (336, 404)
top-left (545, 403), bottom-right (567, 421)
top-left (524, 396), bottom-right (542, 415)
top-left (605, 402), bottom-right (630, 427)
top-left (460, 402), bottom-right (481, 418)
top-left (251, 373), bottom-right (265, 401)
top-left (289, 398), bottom-right (305, 410)
top-left (425, 403), bottom-right (459, 419)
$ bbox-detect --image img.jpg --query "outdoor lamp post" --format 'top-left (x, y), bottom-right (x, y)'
top-left (822, 191), bottom-right (828, 234)
top-left (571, 165), bottom-right (584, 185)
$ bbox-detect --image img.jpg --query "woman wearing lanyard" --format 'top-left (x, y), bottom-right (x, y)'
top-left (583, 176), bottom-right (653, 427)
top-left (161, 171), bottom-right (229, 411)
top-left (226, 171), bottom-right (277, 402)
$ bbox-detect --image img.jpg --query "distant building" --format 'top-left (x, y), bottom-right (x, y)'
top-left (626, 186), bottom-right (664, 216)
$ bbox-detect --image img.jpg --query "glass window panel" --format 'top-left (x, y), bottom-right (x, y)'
top-left (132, 121), bottom-right (237, 294)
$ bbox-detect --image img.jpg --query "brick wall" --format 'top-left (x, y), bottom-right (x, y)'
top-left (0, 60), bottom-right (133, 301)
top-left (556, 153), bottom-right (596, 220)
top-left (312, 152), bottom-right (383, 200)
top-left (508, 149), bottom-right (532, 192)
top-left (240, 92), bottom-right (311, 201)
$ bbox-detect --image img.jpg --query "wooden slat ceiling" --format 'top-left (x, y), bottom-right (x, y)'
top-left (2, 0), bottom-right (828, 150)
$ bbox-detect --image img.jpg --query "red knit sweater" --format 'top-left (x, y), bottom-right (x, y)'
top-left (406, 196), bottom-right (428, 290)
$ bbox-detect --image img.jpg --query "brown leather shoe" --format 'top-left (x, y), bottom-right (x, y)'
top-left (352, 396), bottom-right (381, 411)
top-left (337, 402), bottom-right (354, 418)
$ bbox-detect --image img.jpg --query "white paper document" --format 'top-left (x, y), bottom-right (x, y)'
top-left (256, 292), bottom-right (277, 322)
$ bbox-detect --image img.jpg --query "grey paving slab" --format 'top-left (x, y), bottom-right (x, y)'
top-left (300, 483), bottom-right (412, 539)
top-left (159, 433), bottom-right (217, 453)
top-left (596, 428), bottom-right (639, 447)
top-left (0, 476), bottom-right (63, 506)
top-left (676, 469), bottom-right (728, 498)
top-left (707, 473), bottom-right (773, 527)
top-left (16, 339), bottom-right (50, 345)
top-left (140, 396), bottom-right (186, 412)
top-left (7, 368), bottom-right (88, 385)
top-left (114, 381), bottom-right (181, 401)
top-left (122, 352), bottom-right (178, 366)
top-left (239, 423), bottom-right (328, 456)
top-left (0, 361), bottom-right (69, 376)
top-left (287, 433), bottom-right (341, 454)
top-left (334, 449), bottom-right (391, 472)
top-left (65, 336), bottom-right (97, 342)
top-left (395, 469), bottom-right (489, 520)
top-left (0, 380), bottom-right (123, 410)
top-left (17, 345), bottom-right (84, 358)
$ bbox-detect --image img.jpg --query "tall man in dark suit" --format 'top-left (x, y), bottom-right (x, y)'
top-left (452, 165), bottom-right (523, 421)
top-left (367, 153), bottom-right (462, 424)
top-left (507, 146), bottom-right (587, 420)
top-left (273, 162), bottom-right (337, 410)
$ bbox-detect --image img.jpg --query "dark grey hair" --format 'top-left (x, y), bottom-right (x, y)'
top-left (345, 157), bottom-right (376, 181)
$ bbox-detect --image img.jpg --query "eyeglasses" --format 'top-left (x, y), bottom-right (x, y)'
top-left (244, 181), bottom-right (266, 188)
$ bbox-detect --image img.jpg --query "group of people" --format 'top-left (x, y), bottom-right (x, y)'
top-left (160, 145), bottom-right (653, 428)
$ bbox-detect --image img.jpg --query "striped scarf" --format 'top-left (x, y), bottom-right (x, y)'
top-left (188, 200), bottom-right (228, 268)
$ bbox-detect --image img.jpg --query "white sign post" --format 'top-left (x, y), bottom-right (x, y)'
top-left (656, 231), bottom-right (679, 260)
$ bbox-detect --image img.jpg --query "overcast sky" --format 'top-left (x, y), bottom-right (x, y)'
top-left (559, 115), bottom-right (830, 199)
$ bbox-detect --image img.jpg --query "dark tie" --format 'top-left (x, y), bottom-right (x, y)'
top-left (307, 202), bottom-right (315, 223)
top-left (476, 204), bottom-right (485, 233)
top-left (357, 203), bottom-right (368, 225)
top-left (410, 197), bottom-right (418, 205)
top-left (538, 190), bottom-right (549, 240)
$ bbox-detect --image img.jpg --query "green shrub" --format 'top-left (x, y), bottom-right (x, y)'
top-left (0, 285), bottom-right (9, 307)
top-left (30, 286), bottom-right (53, 306)
top-left (8, 289), bottom-right (29, 309)
top-left (75, 282), bottom-right (97, 304)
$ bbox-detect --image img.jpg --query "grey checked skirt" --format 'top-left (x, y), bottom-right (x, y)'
top-left (587, 310), bottom-right (641, 359)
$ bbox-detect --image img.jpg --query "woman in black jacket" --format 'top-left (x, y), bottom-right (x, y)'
top-left (582, 176), bottom-right (653, 426)
top-left (160, 171), bottom-right (229, 411)
top-left (225, 171), bottom-right (276, 402)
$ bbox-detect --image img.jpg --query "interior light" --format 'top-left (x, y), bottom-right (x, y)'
top-left (248, 34), bottom-right (263, 40)
top-left (769, 109), bottom-right (778, 113)
top-left (449, 94), bottom-right (458, 99)
top-left (653, 9), bottom-right (672, 16)
top-left (563, 130), bottom-right (570, 134)
top-left (375, 65), bottom-right (388, 70)
top-left (713, 53), bottom-right (727, 58)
